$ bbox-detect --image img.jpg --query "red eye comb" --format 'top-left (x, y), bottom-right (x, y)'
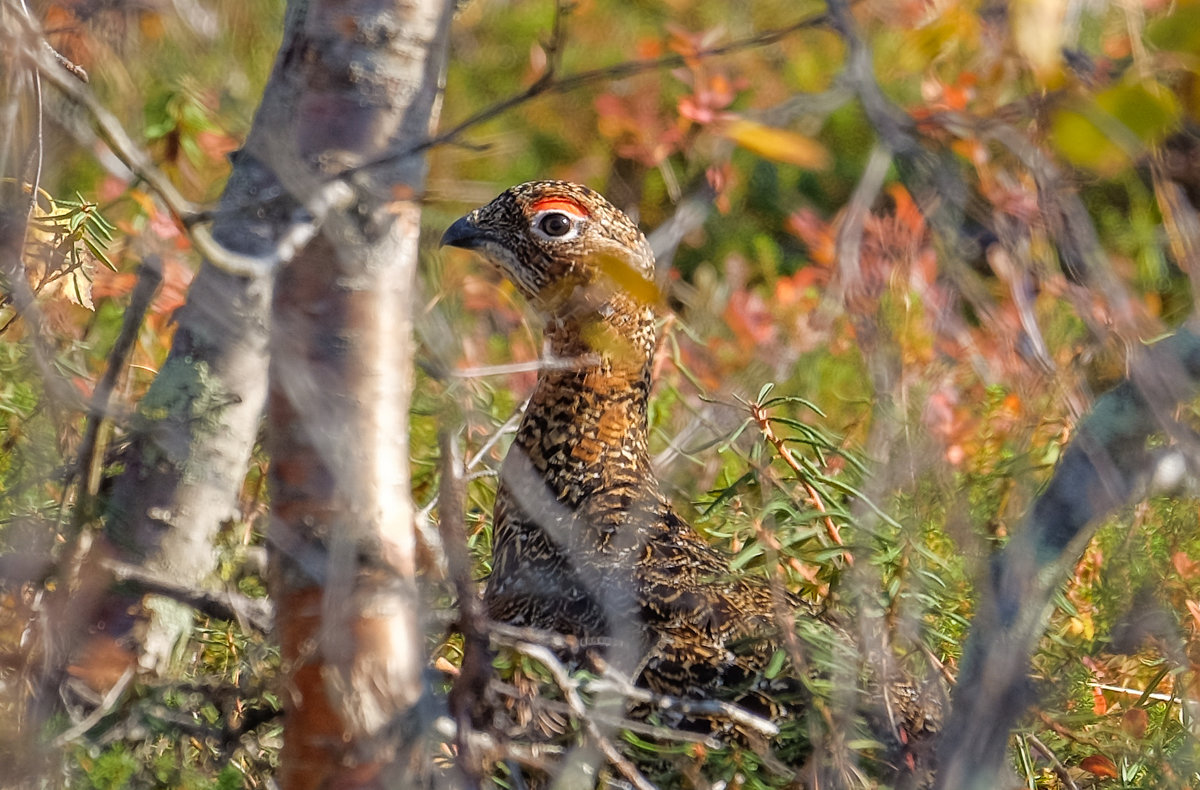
top-left (529, 197), bottom-right (588, 217)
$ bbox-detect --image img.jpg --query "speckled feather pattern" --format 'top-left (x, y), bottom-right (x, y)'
top-left (444, 181), bottom-right (783, 698)
top-left (443, 182), bottom-right (945, 781)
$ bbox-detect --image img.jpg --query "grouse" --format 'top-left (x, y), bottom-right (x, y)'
top-left (440, 182), bottom-right (941, 773)
top-left (440, 181), bottom-right (790, 700)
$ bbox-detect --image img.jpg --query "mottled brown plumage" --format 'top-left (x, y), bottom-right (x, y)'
top-left (441, 181), bottom-right (783, 699)
top-left (441, 183), bottom-right (943, 781)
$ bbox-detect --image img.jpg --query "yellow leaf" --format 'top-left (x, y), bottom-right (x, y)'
top-left (592, 251), bottom-right (660, 306)
top-left (128, 189), bottom-right (156, 214)
top-left (724, 119), bottom-right (829, 170)
top-left (1066, 612), bottom-right (1094, 641)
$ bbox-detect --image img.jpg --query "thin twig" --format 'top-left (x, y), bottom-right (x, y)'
top-left (52, 665), bottom-right (135, 746)
top-left (749, 399), bottom-right (849, 561)
top-left (826, 141), bottom-right (890, 320)
top-left (15, 0), bottom-right (44, 259)
top-left (101, 557), bottom-right (273, 633)
top-left (7, 14), bottom-right (325, 277)
top-left (467, 408), bottom-right (524, 470)
top-left (438, 427), bottom-right (490, 789)
top-left (487, 678), bottom-right (721, 748)
top-left (590, 664), bottom-right (778, 738)
top-left (1024, 732), bottom-right (1082, 790)
top-left (344, 9), bottom-right (833, 180)
top-left (1033, 710), bottom-right (1105, 750)
top-left (73, 257), bottom-right (162, 522)
top-left (514, 642), bottom-right (657, 790)
top-left (7, 15), bottom-right (197, 223)
top-left (487, 620), bottom-right (778, 736)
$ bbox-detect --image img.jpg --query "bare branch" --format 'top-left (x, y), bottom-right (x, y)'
top-left (589, 665), bottom-right (779, 738)
top-left (1024, 733), bottom-right (1082, 790)
top-left (437, 427), bottom-right (490, 789)
top-left (6, 12), bottom-right (198, 223)
top-left (347, 9), bottom-right (834, 180)
top-left (514, 642), bottom-right (657, 790)
top-left (73, 258), bottom-right (162, 518)
top-left (52, 666), bottom-right (135, 746)
top-left (101, 557), bottom-right (273, 633)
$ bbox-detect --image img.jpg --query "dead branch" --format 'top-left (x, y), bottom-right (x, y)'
top-left (73, 258), bottom-right (162, 518)
top-left (514, 641), bottom-right (657, 790)
top-left (347, 8), bottom-right (835, 179)
top-left (437, 427), bottom-right (491, 789)
top-left (100, 557), bottom-right (273, 633)
top-left (935, 327), bottom-right (1200, 789)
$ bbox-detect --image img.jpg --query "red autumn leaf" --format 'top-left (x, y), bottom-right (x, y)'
top-left (194, 129), bottom-right (239, 163)
top-left (786, 208), bottom-right (836, 267)
top-left (151, 257), bottom-right (195, 318)
top-left (773, 267), bottom-right (827, 307)
top-left (1091, 684), bottom-right (1108, 715)
top-left (724, 288), bottom-right (777, 348)
top-left (887, 183), bottom-right (925, 236)
top-left (92, 268), bottom-right (138, 302)
top-left (1079, 754), bottom-right (1119, 779)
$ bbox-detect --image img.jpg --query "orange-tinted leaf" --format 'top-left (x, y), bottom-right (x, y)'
top-left (68, 635), bottom-right (136, 694)
top-left (724, 289), bottom-right (777, 348)
top-left (1079, 754), bottom-right (1119, 779)
top-left (128, 189), bottom-right (156, 214)
top-left (1068, 612), bottom-right (1095, 641)
top-left (786, 209), bottom-right (835, 266)
top-left (92, 268), bottom-right (138, 302)
top-left (1185, 599), bottom-right (1200, 629)
top-left (1173, 551), bottom-right (1200, 579)
top-left (1091, 684), bottom-right (1108, 715)
top-left (724, 119), bottom-right (829, 170)
top-left (1122, 708), bottom-right (1149, 739)
top-left (887, 183), bottom-right (924, 235)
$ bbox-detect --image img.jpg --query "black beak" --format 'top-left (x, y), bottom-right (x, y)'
top-left (440, 215), bottom-right (484, 249)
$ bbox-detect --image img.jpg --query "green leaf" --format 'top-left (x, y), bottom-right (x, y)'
top-left (1147, 5), bottom-right (1200, 54)
top-left (1096, 81), bottom-right (1180, 144)
top-left (1050, 109), bottom-right (1127, 175)
top-left (729, 541), bottom-right (765, 571)
top-left (84, 237), bottom-right (117, 271)
top-left (1051, 81), bottom-right (1180, 175)
top-left (764, 647), bottom-right (787, 679)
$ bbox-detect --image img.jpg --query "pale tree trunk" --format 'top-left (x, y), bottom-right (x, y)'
top-left (264, 0), bottom-right (452, 786)
top-left (58, 0), bottom-right (317, 687)
top-left (38, 10), bottom-right (450, 784)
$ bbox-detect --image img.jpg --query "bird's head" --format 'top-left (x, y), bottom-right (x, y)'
top-left (440, 181), bottom-right (657, 321)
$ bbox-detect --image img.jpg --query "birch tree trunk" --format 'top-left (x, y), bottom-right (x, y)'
top-left (49, 7), bottom-right (455, 789)
top-left (264, 0), bottom-right (452, 785)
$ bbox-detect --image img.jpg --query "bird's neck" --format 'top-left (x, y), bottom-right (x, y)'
top-left (510, 302), bottom-right (658, 506)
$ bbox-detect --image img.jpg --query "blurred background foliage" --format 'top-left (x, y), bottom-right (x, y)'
top-left (7, 0), bottom-right (1200, 786)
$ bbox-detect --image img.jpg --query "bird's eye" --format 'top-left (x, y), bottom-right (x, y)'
top-left (538, 212), bottom-right (574, 237)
